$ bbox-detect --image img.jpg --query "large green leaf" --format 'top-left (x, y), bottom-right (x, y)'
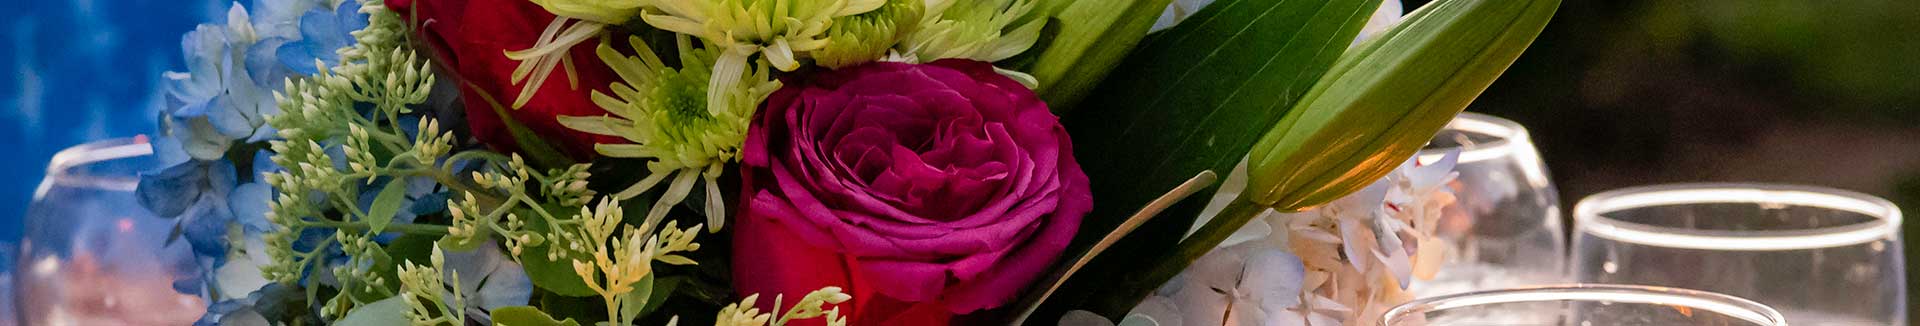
top-left (1038, 0), bottom-right (1384, 320)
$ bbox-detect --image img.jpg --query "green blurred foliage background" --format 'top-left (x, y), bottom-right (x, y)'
top-left (1446, 0), bottom-right (1920, 312)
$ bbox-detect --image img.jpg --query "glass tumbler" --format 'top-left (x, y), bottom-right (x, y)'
top-left (13, 137), bottom-right (206, 326)
top-left (1572, 183), bottom-right (1906, 325)
top-left (1409, 112), bottom-right (1566, 296)
top-left (1383, 284), bottom-right (1788, 326)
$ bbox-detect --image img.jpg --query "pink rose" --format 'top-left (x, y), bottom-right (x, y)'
top-left (734, 59), bottom-right (1092, 325)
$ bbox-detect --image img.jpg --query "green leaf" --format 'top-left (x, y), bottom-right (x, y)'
top-left (1247, 0), bottom-right (1561, 209)
top-left (1022, 0), bottom-right (1173, 110)
top-left (619, 273), bottom-right (654, 323)
top-left (365, 178), bottom-right (410, 234)
top-left (491, 306), bottom-right (583, 326)
top-left (386, 233), bottom-right (441, 266)
top-left (334, 297), bottom-right (410, 326)
top-left (1038, 0), bottom-right (1383, 320)
top-left (638, 276), bottom-right (684, 318)
top-left (515, 205), bottom-right (599, 297)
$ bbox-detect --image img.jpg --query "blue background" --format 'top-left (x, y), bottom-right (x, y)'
top-left (1, 0), bottom-right (226, 242)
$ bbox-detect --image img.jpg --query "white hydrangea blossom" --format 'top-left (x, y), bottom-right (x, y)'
top-left (1071, 151), bottom-right (1459, 326)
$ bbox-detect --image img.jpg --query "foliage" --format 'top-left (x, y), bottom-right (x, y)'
top-left (1037, 0), bottom-right (1384, 320)
top-left (1043, 0), bottom-right (1560, 320)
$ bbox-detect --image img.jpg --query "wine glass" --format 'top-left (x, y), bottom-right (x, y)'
top-left (13, 137), bottom-right (206, 326)
top-left (1408, 112), bottom-right (1566, 296)
top-left (1572, 183), bottom-right (1907, 325)
top-left (1382, 284), bottom-right (1788, 326)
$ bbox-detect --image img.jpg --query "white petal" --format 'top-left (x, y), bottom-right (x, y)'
top-left (1379, 246), bottom-right (1414, 290)
top-left (1184, 246), bottom-right (1249, 291)
top-left (1128, 296), bottom-right (1183, 326)
top-left (1059, 310), bottom-right (1118, 326)
top-left (1338, 218), bottom-right (1373, 272)
top-left (1240, 249), bottom-right (1305, 310)
top-left (215, 254), bottom-right (272, 300)
top-left (476, 258), bottom-right (533, 310)
top-left (440, 242), bottom-right (506, 294)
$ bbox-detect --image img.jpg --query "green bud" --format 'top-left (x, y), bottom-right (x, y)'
top-left (815, 0), bottom-right (924, 68)
top-left (528, 0), bottom-right (643, 24)
top-left (1246, 0), bottom-right (1560, 210)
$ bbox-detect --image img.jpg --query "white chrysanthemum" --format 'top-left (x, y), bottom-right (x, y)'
top-left (504, 0), bottom-right (654, 110)
top-left (899, 0), bottom-right (1044, 63)
top-left (558, 35), bottom-right (779, 232)
top-left (501, 18), bottom-right (606, 109)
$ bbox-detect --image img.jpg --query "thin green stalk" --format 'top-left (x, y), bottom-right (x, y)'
top-left (303, 219), bottom-right (451, 235)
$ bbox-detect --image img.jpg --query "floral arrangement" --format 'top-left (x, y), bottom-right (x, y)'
top-left (133, 0), bottom-right (1557, 325)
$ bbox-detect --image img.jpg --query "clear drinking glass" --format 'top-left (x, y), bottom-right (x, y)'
top-left (1408, 112), bottom-right (1566, 296)
top-left (13, 137), bottom-right (206, 326)
top-left (1383, 284), bottom-right (1788, 326)
top-left (1572, 183), bottom-right (1906, 325)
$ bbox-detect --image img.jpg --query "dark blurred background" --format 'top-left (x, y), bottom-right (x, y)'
top-left (1, 0), bottom-right (1917, 316)
top-left (1448, 0), bottom-right (1920, 314)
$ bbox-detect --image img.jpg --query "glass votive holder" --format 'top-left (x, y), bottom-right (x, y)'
top-left (1383, 284), bottom-right (1788, 326)
top-left (1572, 183), bottom-right (1905, 325)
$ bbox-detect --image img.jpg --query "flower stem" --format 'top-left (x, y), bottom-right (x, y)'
top-left (303, 220), bottom-right (451, 235)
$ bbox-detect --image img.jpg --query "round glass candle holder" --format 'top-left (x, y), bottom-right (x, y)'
top-left (1383, 284), bottom-right (1788, 326)
top-left (13, 137), bottom-right (206, 326)
top-left (1409, 112), bottom-right (1566, 296)
top-left (1572, 183), bottom-right (1905, 325)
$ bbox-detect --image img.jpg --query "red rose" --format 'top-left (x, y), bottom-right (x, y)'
top-left (734, 60), bottom-right (1092, 326)
top-left (386, 0), bottom-right (618, 159)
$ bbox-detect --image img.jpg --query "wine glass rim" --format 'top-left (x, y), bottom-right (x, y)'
top-left (1574, 183), bottom-right (1901, 251)
top-left (41, 136), bottom-right (153, 192)
top-left (1382, 283), bottom-right (1789, 326)
top-left (1417, 112), bottom-right (1527, 164)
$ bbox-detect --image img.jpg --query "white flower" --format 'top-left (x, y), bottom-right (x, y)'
top-left (1176, 149), bottom-right (1459, 325)
top-left (1119, 242), bottom-right (1312, 326)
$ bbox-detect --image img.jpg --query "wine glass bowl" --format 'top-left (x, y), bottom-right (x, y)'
top-left (1409, 112), bottom-right (1566, 296)
top-left (12, 137), bottom-right (206, 326)
top-left (1572, 183), bottom-right (1906, 325)
top-left (1383, 284), bottom-right (1789, 326)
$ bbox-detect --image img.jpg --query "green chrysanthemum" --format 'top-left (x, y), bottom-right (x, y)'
top-left (813, 0), bottom-right (924, 68)
top-left (557, 35), bottom-right (780, 232)
top-left (900, 0), bottom-right (1045, 63)
top-left (642, 0), bottom-right (884, 71)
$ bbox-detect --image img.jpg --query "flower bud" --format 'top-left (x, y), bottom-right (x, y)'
top-left (1245, 0), bottom-right (1558, 210)
top-left (527, 0), bottom-right (642, 24)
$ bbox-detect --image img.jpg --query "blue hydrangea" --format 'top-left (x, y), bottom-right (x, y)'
top-left (277, 0), bottom-right (368, 75)
top-left (142, 0), bottom-right (370, 260)
top-left (138, 0), bottom-right (371, 310)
